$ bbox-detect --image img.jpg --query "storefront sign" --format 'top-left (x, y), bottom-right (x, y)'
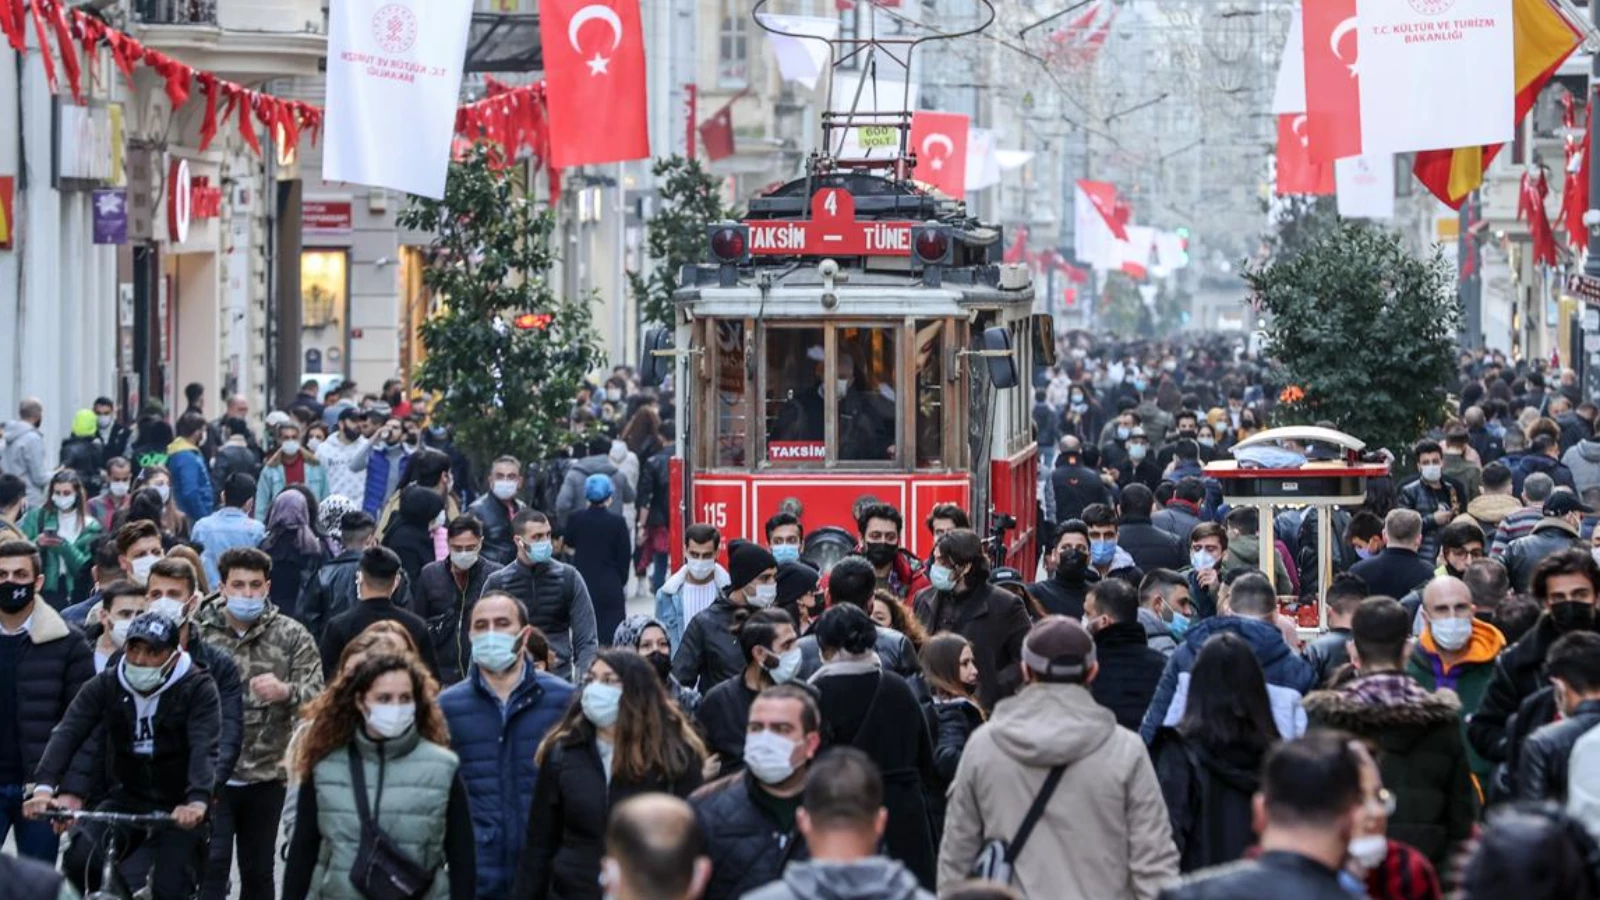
top-left (304, 200), bottom-right (354, 234)
top-left (93, 189), bottom-right (128, 245)
top-left (55, 102), bottom-right (121, 186)
top-left (1568, 273), bottom-right (1600, 308)
top-left (0, 176), bottom-right (13, 250)
top-left (167, 159), bottom-right (223, 244)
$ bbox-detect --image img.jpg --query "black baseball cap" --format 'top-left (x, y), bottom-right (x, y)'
top-left (1544, 492), bottom-right (1595, 517)
top-left (124, 612), bottom-right (180, 652)
top-left (337, 406), bottom-right (364, 422)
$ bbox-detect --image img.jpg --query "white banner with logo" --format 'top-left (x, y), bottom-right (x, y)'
top-left (323, 0), bottom-right (476, 199)
top-left (1354, 0), bottom-right (1512, 154)
top-left (1335, 154), bottom-right (1395, 219)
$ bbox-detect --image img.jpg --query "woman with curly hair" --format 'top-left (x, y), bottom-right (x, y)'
top-left (282, 654), bottom-right (475, 900)
top-left (511, 649), bottom-right (705, 900)
top-left (868, 588), bottom-right (929, 650)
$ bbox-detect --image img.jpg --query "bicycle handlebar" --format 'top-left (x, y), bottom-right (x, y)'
top-left (33, 808), bottom-right (175, 828)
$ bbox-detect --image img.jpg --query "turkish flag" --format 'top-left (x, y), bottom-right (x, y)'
top-left (1276, 114), bottom-right (1335, 195)
top-left (541, 0), bottom-right (649, 168)
top-left (699, 103), bottom-right (735, 161)
top-left (1302, 0), bottom-right (1361, 162)
top-left (910, 111), bottom-right (969, 197)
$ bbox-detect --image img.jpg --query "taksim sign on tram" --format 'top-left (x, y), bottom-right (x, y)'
top-left (746, 188), bottom-right (918, 256)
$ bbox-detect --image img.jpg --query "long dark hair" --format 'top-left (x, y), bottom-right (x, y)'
top-left (1178, 632), bottom-right (1279, 757)
top-left (921, 632), bottom-right (983, 716)
top-left (536, 650), bottom-right (705, 783)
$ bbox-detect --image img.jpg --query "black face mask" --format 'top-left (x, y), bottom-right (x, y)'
top-left (1057, 548), bottom-right (1089, 577)
top-left (0, 581), bottom-right (34, 614)
top-left (1444, 564), bottom-right (1465, 580)
top-left (645, 651), bottom-right (673, 683)
top-left (341, 427), bottom-right (361, 441)
top-left (863, 543), bottom-right (899, 567)
top-left (1550, 601), bottom-right (1598, 634)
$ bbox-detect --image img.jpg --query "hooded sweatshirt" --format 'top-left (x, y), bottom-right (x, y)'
top-left (743, 858), bottom-right (934, 900)
top-left (0, 419), bottom-right (47, 504)
top-left (1564, 439), bottom-right (1600, 495)
top-left (116, 650), bottom-right (193, 756)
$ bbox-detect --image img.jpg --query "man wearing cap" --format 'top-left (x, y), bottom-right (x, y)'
top-left (565, 473), bottom-right (632, 648)
top-left (938, 616), bottom-right (1178, 899)
top-left (27, 612), bottom-right (221, 900)
top-left (674, 541), bottom-right (778, 692)
top-left (775, 560), bottom-right (822, 636)
top-left (315, 406), bottom-right (373, 502)
top-left (1503, 491), bottom-right (1589, 593)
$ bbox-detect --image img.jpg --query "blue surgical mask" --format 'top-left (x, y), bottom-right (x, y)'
top-left (582, 682), bottom-right (622, 728)
top-left (471, 631), bottom-right (521, 672)
top-left (1090, 539), bottom-right (1117, 566)
top-left (525, 539), bottom-right (554, 564)
top-left (1355, 546), bottom-right (1375, 561)
top-left (224, 594), bottom-right (266, 623)
top-left (930, 563), bottom-right (957, 592)
top-left (1190, 550), bottom-right (1217, 571)
top-left (771, 544), bottom-right (800, 565)
top-left (1169, 611), bottom-right (1191, 639)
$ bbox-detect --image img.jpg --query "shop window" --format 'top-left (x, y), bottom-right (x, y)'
top-left (714, 320), bottom-right (748, 467)
top-left (915, 319), bottom-right (946, 467)
top-left (300, 249), bottom-right (349, 377)
top-left (836, 326), bottom-right (897, 462)
top-left (763, 326), bottom-right (827, 464)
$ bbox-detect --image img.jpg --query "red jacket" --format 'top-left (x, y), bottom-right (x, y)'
top-left (818, 548), bottom-right (930, 600)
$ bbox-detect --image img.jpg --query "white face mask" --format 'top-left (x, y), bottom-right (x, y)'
top-left (744, 730), bottom-right (800, 785)
top-left (1419, 464), bottom-right (1443, 483)
top-left (686, 558), bottom-right (716, 580)
top-left (108, 481), bottom-right (131, 498)
top-left (364, 702), bottom-right (417, 739)
top-left (280, 440), bottom-right (301, 457)
top-left (148, 596), bottom-right (189, 625)
top-left (449, 550), bottom-right (480, 570)
top-left (51, 494), bottom-right (76, 511)
top-left (749, 582), bottom-right (777, 608)
top-left (491, 479), bottom-right (519, 501)
top-left (152, 484), bottom-right (171, 503)
top-left (1430, 616), bottom-right (1473, 651)
top-left (129, 555), bottom-right (160, 586)
top-left (108, 618), bottom-right (133, 649)
top-left (1347, 834), bottom-right (1388, 870)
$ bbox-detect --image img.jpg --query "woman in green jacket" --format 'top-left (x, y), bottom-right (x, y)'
top-left (19, 470), bottom-right (102, 608)
top-left (282, 653), bottom-right (475, 900)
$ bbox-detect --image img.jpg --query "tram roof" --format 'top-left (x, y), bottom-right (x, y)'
top-left (675, 266), bottom-right (1034, 320)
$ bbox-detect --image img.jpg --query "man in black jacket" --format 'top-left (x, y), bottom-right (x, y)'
top-left (319, 546), bottom-right (439, 677)
top-left (482, 509), bottom-right (597, 681)
top-left (638, 434), bottom-right (676, 591)
top-left (675, 542), bottom-right (778, 692)
top-left (1027, 520), bottom-right (1099, 619)
top-left (1050, 436), bottom-right (1111, 527)
top-left (795, 556), bottom-right (918, 681)
top-left (465, 455), bottom-right (525, 566)
top-left (692, 685), bottom-right (819, 900)
top-left (1158, 733), bottom-right (1365, 900)
top-left (417, 515), bottom-right (505, 684)
top-left (1469, 548), bottom-right (1600, 767)
top-left (1084, 579), bottom-right (1166, 731)
top-left (1350, 509), bottom-right (1436, 601)
top-left (300, 511), bottom-right (412, 638)
top-left (1514, 631), bottom-right (1600, 802)
top-left (26, 612), bottom-right (221, 900)
top-left (0, 540), bottom-right (97, 863)
top-left (1117, 485), bottom-right (1186, 574)
top-left (1303, 573), bottom-right (1367, 689)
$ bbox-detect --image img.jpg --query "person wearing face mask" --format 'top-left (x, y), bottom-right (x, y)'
top-left (655, 524), bottom-right (731, 648)
top-left (1098, 408), bottom-right (1141, 472)
top-left (1397, 440), bottom-right (1467, 567)
top-left (1117, 428), bottom-right (1162, 491)
top-left (512, 651), bottom-right (705, 900)
top-left (1137, 569), bottom-right (1195, 655)
top-left (1027, 520), bottom-right (1099, 619)
top-left (1050, 436), bottom-right (1113, 527)
top-left (467, 455), bottom-right (526, 566)
top-left (360, 416), bottom-right (410, 517)
top-left (613, 613), bottom-right (703, 720)
top-left (484, 509), bottom-right (599, 682)
top-left (1406, 576), bottom-right (1506, 789)
top-left (1060, 382), bottom-right (1103, 443)
top-left (19, 471), bottom-right (102, 609)
top-left (312, 407), bottom-right (373, 505)
top-left (673, 541), bottom-right (778, 692)
top-left (1511, 632), bottom-right (1600, 803)
top-left (382, 484), bottom-right (447, 589)
top-left (553, 436), bottom-right (631, 535)
top-left (1470, 549), bottom-right (1600, 772)
top-left (1156, 733), bottom-right (1366, 900)
top-left (797, 557), bottom-right (920, 681)
top-left (143, 555), bottom-right (245, 786)
top-left (254, 422), bottom-right (328, 523)
top-left (88, 581), bottom-right (148, 673)
top-left (26, 612), bottom-right (219, 900)
top-left (564, 474), bottom-right (633, 650)
top-left (847, 504), bottom-right (930, 601)
top-left (699, 609), bottom-right (803, 781)
top-left (1080, 503), bottom-right (1144, 585)
top-left (1083, 579), bottom-right (1167, 731)
top-left (439, 594), bottom-right (574, 900)
top-left (0, 539), bottom-right (96, 864)
top-left (282, 653), bottom-right (477, 900)
top-left (87, 456), bottom-right (135, 531)
top-left (166, 411), bottom-right (215, 522)
top-left (912, 531), bottom-right (1030, 709)
top-left (692, 684), bottom-right (823, 900)
top-left (1503, 492), bottom-right (1590, 593)
top-left (93, 396), bottom-right (132, 460)
top-left (193, 547), bottom-right (322, 900)
top-left (417, 515), bottom-right (506, 685)
top-left (774, 558), bottom-right (822, 635)
top-left (1337, 742), bottom-right (1444, 900)
top-left (1303, 597), bottom-right (1476, 872)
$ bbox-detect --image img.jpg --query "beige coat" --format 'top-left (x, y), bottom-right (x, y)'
top-left (937, 681), bottom-right (1178, 900)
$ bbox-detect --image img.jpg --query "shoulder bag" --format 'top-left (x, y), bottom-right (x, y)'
top-left (346, 745), bottom-right (435, 900)
top-left (967, 764), bottom-right (1067, 885)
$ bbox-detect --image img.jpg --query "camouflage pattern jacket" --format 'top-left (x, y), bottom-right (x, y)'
top-left (195, 595), bottom-right (324, 783)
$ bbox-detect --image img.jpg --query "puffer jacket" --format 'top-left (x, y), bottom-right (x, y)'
top-left (794, 625), bottom-right (920, 682)
top-left (1513, 451), bottom-right (1576, 496)
top-left (1151, 500), bottom-right (1202, 543)
top-left (1513, 698), bottom-right (1600, 803)
top-left (6, 601), bottom-right (96, 795)
top-left (466, 493), bottom-right (522, 566)
top-left (482, 558), bottom-right (597, 681)
top-left (1303, 674), bottom-right (1476, 869)
top-left (439, 660), bottom-right (573, 900)
top-left (417, 557), bottom-right (505, 685)
top-left (1089, 621), bottom-right (1168, 731)
top-left (282, 729), bottom-right (473, 900)
top-left (742, 858), bottom-right (934, 900)
top-left (194, 596), bottom-right (324, 783)
top-left (1564, 439), bottom-right (1600, 494)
top-left (1151, 728), bottom-right (1264, 873)
top-left (165, 437), bottom-right (213, 521)
top-left (1139, 616), bottom-right (1316, 743)
top-left (1502, 519), bottom-right (1583, 593)
top-left (692, 772), bottom-right (812, 900)
top-left (937, 682), bottom-right (1178, 898)
top-left (1118, 517), bottom-right (1186, 573)
top-left (514, 735), bottom-right (702, 900)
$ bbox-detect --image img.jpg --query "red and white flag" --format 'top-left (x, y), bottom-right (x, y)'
top-left (1354, 0), bottom-right (1512, 154)
top-left (911, 111), bottom-right (970, 197)
top-left (541, 0), bottom-right (650, 167)
top-left (1074, 179), bottom-right (1127, 271)
top-left (1119, 227), bottom-right (1156, 280)
top-left (699, 103), bottom-right (735, 161)
top-left (323, 0), bottom-right (474, 199)
top-left (1276, 114), bottom-right (1335, 195)
top-left (1302, 0), bottom-right (1361, 162)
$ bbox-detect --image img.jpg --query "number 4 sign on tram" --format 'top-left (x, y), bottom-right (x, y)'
top-left (745, 188), bottom-right (917, 257)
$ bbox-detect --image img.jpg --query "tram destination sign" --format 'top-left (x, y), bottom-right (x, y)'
top-left (745, 187), bottom-right (916, 257)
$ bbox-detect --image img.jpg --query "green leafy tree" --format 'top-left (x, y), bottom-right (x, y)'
top-left (1245, 222), bottom-right (1460, 456)
top-left (1263, 195), bottom-right (1340, 263)
top-left (397, 146), bottom-right (604, 471)
top-left (632, 156), bottom-right (727, 326)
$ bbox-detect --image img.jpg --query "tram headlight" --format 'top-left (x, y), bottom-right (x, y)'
top-left (708, 222), bottom-right (750, 264)
top-left (912, 224), bottom-right (953, 266)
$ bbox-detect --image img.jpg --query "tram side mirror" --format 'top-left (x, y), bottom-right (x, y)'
top-left (981, 326), bottom-right (1019, 389)
top-left (640, 327), bottom-right (673, 388)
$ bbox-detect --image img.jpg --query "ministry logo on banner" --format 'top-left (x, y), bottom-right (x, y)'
top-left (323, 0), bottom-right (474, 200)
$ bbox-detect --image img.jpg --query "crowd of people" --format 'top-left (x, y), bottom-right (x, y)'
top-left (0, 341), bottom-right (1596, 900)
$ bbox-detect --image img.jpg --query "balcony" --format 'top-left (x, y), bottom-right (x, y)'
top-left (130, 0), bottom-right (326, 85)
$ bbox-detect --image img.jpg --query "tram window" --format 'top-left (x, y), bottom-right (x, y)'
top-left (714, 320), bottom-right (748, 467)
top-left (914, 320), bottom-right (945, 467)
top-left (764, 327), bottom-right (827, 464)
top-left (836, 327), bottom-right (897, 462)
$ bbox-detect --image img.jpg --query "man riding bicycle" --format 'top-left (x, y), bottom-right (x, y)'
top-left (25, 612), bottom-right (221, 900)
